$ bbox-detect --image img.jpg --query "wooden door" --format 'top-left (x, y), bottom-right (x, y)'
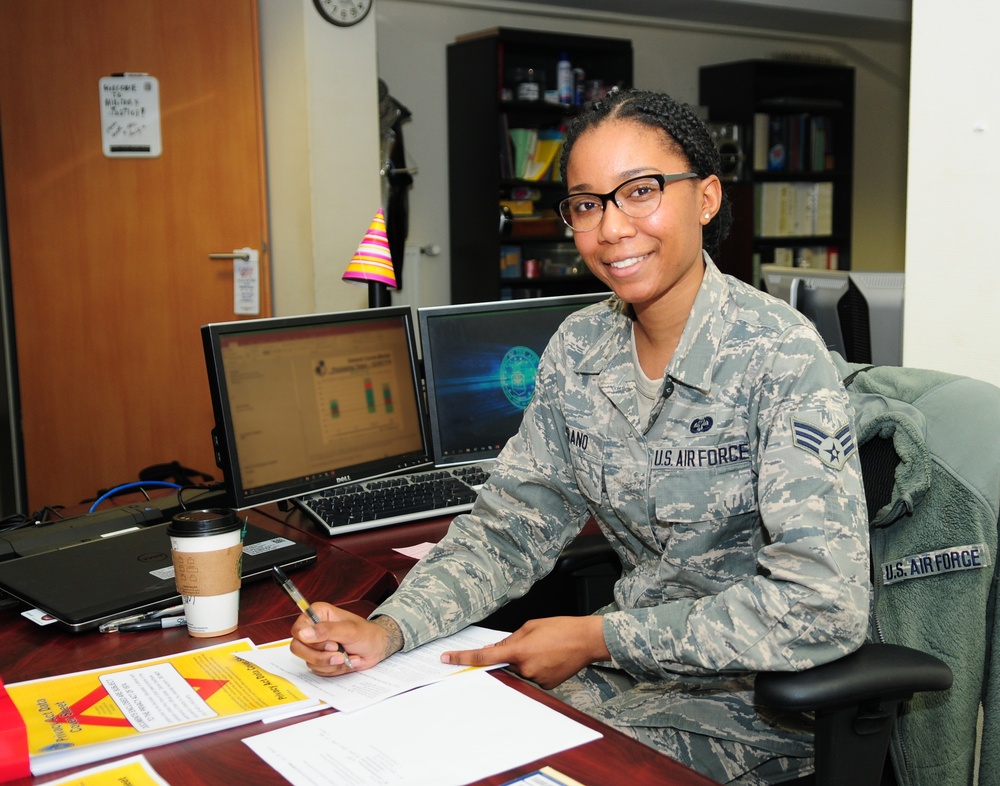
top-left (0, 0), bottom-right (271, 511)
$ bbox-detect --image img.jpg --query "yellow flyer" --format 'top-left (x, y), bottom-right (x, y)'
top-left (4, 638), bottom-right (317, 776)
top-left (41, 754), bottom-right (170, 785)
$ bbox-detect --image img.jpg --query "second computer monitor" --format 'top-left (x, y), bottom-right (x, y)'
top-left (759, 264), bottom-right (905, 366)
top-left (419, 292), bottom-right (609, 467)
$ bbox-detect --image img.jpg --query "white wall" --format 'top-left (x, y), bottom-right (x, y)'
top-left (903, 0), bottom-right (1000, 386)
top-left (259, 0), bottom-right (382, 316)
top-left (259, 0), bottom-right (910, 315)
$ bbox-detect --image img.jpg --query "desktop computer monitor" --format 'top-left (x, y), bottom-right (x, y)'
top-left (759, 264), bottom-right (905, 366)
top-left (201, 306), bottom-right (432, 510)
top-left (418, 291), bottom-right (610, 467)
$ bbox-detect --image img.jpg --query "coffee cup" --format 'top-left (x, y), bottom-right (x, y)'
top-left (167, 509), bottom-right (244, 637)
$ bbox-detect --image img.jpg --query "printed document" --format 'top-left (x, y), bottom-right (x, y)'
top-left (244, 669), bottom-right (602, 786)
top-left (238, 625), bottom-right (508, 712)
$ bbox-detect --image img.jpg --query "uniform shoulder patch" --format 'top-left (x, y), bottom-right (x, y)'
top-left (791, 416), bottom-right (856, 470)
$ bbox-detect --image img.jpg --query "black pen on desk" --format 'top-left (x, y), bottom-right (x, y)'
top-left (99, 604), bottom-right (186, 633)
top-left (117, 616), bottom-right (187, 633)
top-left (271, 565), bottom-right (353, 669)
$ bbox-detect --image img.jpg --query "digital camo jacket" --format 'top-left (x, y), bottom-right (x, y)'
top-left (375, 256), bottom-right (869, 753)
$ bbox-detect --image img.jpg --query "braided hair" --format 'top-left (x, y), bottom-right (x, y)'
top-left (559, 89), bottom-right (732, 260)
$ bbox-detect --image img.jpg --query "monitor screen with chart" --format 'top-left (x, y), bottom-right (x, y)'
top-left (201, 306), bottom-right (432, 509)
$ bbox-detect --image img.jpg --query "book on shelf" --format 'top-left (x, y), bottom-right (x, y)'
top-left (498, 114), bottom-right (514, 178)
top-left (754, 181), bottom-right (834, 238)
top-left (753, 112), bottom-right (834, 172)
top-left (770, 245), bottom-right (840, 270)
top-left (501, 286), bottom-right (545, 300)
top-left (499, 245), bottom-right (522, 278)
top-left (500, 198), bottom-right (537, 216)
top-left (504, 127), bottom-right (564, 181)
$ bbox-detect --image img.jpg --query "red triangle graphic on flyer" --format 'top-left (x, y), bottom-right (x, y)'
top-left (48, 678), bottom-right (229, 728)
top-left (185, 678), bottom-right (228, 701)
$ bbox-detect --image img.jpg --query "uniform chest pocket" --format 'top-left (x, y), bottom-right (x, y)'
top-left (566, 426), bottom-right (604, 504)
top-left (653, 461), bottom-right (759, 588)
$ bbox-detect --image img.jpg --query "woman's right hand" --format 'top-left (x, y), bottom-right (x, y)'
top-left (289, 602), bottom-right (401, 676)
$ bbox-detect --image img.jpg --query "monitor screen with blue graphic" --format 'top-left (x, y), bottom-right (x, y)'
top-left (418, 292), bottom-right (609, 466)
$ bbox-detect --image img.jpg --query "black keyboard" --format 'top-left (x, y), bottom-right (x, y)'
top-left (294, 462), bottom-right (492, 536)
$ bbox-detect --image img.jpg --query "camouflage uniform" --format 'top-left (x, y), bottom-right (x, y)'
top-left (374, 256), bottom-right (869, 784)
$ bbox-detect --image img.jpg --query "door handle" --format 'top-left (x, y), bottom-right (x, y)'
top-left (209, 252), bottom-right (251, 261)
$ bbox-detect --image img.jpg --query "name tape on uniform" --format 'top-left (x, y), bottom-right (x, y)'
top-left (881, 543), bottom-right (991, 586)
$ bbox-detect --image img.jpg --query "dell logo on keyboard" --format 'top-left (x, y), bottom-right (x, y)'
top-left (336, 474), bottom-right (352, 483)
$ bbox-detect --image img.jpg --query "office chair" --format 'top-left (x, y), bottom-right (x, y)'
top-left (755, 437), bottom-right (953, 786)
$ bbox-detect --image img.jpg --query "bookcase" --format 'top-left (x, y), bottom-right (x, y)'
top-left (446, 28), bottom-right (633, 302)
top-left (698, 59), bottom-right (855, 286)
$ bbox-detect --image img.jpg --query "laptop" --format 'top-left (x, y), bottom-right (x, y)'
top-left (0, 508), bottom-right (317, 632)
top-left (417, 291), bottom-right (610, 470)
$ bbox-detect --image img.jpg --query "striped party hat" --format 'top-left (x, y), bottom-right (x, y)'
top-left (342, 208), bottom-right (397, 288)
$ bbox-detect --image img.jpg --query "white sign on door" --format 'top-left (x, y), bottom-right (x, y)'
top-left (99, 73), bottom-right (162, 158)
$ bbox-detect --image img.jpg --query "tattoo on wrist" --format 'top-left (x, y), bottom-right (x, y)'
top-left (372, 615), bottom-right (404, 658)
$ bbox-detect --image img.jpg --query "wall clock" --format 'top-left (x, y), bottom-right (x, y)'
top-left (313, 0), bottom-right (372, 27)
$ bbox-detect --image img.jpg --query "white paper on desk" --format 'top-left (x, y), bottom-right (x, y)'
top-left (238, 625), bottom-right (509, 713)
top-left (244, 669), bottom-right (602, 786)
top-left (394, 541), bottom-right (436, 560)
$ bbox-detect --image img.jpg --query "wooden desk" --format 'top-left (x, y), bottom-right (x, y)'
top-left (0, 508), bottom-right (717, 786)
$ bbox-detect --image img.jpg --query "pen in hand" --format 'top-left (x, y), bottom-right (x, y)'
top-left (271, 565), bottom-right (353, 669)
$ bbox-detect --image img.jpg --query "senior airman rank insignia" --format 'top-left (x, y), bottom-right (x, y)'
top-left (791, 417), bottom-right (855, 470)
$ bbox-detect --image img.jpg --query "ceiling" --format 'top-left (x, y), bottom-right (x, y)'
top-left (503, 0), bottom-right (911, 41)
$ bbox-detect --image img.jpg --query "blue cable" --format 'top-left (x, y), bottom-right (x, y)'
top-left (88, 481), bottom-right (182, 513)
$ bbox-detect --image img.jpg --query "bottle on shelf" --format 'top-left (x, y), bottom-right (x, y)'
top-left (557, 53), bottom-right (573, 105)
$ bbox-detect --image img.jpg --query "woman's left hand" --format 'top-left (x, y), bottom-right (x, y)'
top-left (442, 616), bottom-right (610, 690)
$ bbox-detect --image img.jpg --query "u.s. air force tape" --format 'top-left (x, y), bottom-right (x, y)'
top-left (881, 543), bottom-right (991, 586)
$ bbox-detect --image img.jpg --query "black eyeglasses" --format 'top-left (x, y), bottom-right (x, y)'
top-left (557, 172), bottom-right (699, 232)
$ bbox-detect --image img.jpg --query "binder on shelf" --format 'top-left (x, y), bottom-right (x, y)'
top-left (498, 114), bottom-right (514, 178)
top-left (509, 128), bottom-right (536, 180)
top-left (505, 126), bottom-right (565, 181)
top-left (754, 182), bottom-right (834, 238)
top-left (770, 245), bottom-right (839, 270)
top-left (753, 113), bottom-right (769, 171)
top-left (524, 130), bottom-right (563, 181)
top-left (499, 245), bottom-right (522, 278)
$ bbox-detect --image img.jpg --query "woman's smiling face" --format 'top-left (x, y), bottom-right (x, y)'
top-left (566, 119), bottom-right (720, 314)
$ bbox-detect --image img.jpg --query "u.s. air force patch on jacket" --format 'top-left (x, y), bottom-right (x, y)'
top-left (791, 416), bottom-right (855, 470)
